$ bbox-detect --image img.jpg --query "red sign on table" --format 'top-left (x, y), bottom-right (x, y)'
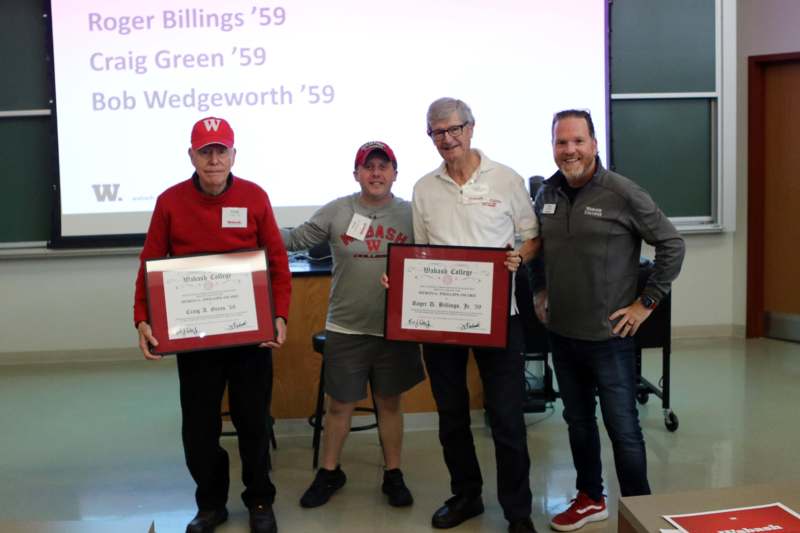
top-left (665, 502), bottom-right (800, 533)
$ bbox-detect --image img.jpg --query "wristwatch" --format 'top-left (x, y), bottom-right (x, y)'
top-left (639, 294), bottom-right (658, 310)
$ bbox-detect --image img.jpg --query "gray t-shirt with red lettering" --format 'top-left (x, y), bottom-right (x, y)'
top-left (282, 193), bottom-right (412, 336)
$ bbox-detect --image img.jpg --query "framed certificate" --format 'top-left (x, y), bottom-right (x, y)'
top-left (145, 249), bottom-right (275, 355)
top-left (384, 244), bottom-right (511, 348)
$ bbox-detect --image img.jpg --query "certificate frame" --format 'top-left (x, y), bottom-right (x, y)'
top-left (145, 249), bottom-right (275, 355)
top-left (384, 244), bottom-right (511, 348)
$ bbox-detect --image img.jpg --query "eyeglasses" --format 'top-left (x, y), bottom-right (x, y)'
top-left (427, 122), bottom-right (469, 141)
top-left (194, 145), bottom-right (232, 160)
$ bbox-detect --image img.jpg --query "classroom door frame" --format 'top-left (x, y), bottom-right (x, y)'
top-left (746, 51), bottom-right (800, 338)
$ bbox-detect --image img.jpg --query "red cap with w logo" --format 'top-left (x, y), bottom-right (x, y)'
top-left (191, 116), bottom-right (235, 150)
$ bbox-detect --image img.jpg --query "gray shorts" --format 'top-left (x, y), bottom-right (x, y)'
top-left (323, 330), bottom-right (425, 403)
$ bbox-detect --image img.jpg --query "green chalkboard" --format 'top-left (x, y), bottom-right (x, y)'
top-left (1, 0), bottom-right (53, 243)
top-left (0, 117), bottom-right (54, 243)
top-left (610, 99), bottom-right (712, 218)
top-left (611, 0), bottom-right (716, 94)
top-left (0, 0), bottom-right (50, 110)
top-left (609, 0), bottom-right (717, 220)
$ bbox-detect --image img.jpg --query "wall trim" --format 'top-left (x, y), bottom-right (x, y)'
top-left (1, 326), bottom-right (748, 365)
top-left (672, 324), bottom-right (745, 339)
top-left (0, 347), bottom-right (140, 365)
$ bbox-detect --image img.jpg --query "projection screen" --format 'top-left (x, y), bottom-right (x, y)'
top-left (49, 0), bottom-right (608, 240)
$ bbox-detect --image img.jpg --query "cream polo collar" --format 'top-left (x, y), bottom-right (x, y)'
top-left (433, 149), bottom-right (497, 186)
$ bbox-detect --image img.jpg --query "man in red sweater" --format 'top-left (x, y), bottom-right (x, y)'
top-left (133, 116), bottom-right (291, 533)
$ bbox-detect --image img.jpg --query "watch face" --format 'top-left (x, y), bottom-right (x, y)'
top-left (641, 295), bottom-right (657, 309)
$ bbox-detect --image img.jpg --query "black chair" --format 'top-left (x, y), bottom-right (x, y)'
top-left (515, 265), bottom-right (557, 412)
top-left (516, 258), bottom-right (678, 431)
top-left (633, 260), bottom-right (678, 431)
top-left (309, 331), bottom-right (379, 469)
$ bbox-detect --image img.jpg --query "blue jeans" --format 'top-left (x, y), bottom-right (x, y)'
top-left (423, 316), bottom-right (532, 521)
top-left (549, 332), bottom-right (650, 501)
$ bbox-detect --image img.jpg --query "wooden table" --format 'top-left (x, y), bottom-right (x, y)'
top-left (227, 269), bottom-right (486, 420)
top-left (619, 481), bottom-right (800, 532)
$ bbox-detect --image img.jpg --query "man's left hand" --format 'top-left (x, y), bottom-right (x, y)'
top-left (504, 249), bottom-right (523, 272)
top-left (261, 316), bottom-right (287, 349)
top-left (609, 300), bottom-right (653, 337)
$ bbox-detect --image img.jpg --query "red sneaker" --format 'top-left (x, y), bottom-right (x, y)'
top-left (549, 492), bottom-right (608, 531)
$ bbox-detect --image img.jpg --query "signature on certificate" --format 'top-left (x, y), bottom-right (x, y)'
top-left (174, 326), bottom-right (200, 338)
top-left (459, 321), bottom-right (481, 331)
top-left (407, 318), bottom-right (432, 329)
top-left (227, 320), bottom-right (249, 331)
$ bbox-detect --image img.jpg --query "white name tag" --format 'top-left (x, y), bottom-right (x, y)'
top-left (461, 182), bottom-right (490, 205)
top-left (222, 207), bottom-right (247, 228)
top-left (543, 203), bottom-right (557, 214)
top-left (346, 212), bottom-right (372, 241)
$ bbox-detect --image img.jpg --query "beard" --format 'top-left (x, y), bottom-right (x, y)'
top-left (558, 157), bottom-right (595, 186)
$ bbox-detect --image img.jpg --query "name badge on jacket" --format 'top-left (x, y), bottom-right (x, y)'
top-left (222, 207), bottom-right (247, 228)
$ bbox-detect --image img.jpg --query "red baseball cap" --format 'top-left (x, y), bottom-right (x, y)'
top-left (191, 117), bottom-right (235, 150)
top-left (354, 141), bottom-right (397, 169)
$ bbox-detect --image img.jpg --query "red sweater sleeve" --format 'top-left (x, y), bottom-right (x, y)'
top-left (259, 192), bottom-right (291, 319)
top-left (133, 196), bottom-right (170, 325)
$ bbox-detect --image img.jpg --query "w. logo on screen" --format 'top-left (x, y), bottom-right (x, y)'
top-left (203, 118), bottom-right (221, 131)
top-left (92, 183), bottom-right (121, 202)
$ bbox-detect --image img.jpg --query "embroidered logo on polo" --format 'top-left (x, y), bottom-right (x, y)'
top-left (584, 206), bottom-right (603, 217)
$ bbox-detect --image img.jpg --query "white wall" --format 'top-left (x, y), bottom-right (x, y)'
top-left (0, 237), bottom-right (740, 359)
top-left (1, 252), bottom-right (141, 354)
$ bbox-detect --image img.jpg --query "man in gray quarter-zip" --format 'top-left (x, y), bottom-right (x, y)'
top-left (282, 141), bottom-right (424, 511)
top-left (531, 109), bottom-right (685, 532)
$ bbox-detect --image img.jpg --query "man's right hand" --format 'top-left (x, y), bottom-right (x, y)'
top-left (533, 290), bottom-right (548, 325)
top-left (137, 321), bottom-right (162, 360)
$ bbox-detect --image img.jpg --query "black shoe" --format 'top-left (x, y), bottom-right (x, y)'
top-left (299, 466), bottom-right (347, 508)
top-left (185, 508), bottom-right (228, 533)
top-left (431, 494), bottom-right (484, 529)
top-left (508, 517), bottom-right (538, 533)
top-left (382, 468), bottom-right (413, 507)
top-left (249, 503), bottom-right (277, 533)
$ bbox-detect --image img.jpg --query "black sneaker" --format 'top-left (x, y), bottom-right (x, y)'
top-left (382, 468), bottom-right (413, 507)
top-left (299, 466), bottom-right (347, 508)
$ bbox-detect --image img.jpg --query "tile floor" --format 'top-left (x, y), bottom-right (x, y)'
top-left (0, 337), bottom-right (798, 532)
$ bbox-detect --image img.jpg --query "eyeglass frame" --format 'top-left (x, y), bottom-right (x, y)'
top-left (427, 122), bottom-right (470, 141)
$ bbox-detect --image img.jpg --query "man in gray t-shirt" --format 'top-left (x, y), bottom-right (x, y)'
top-left (283, 141), bottom-right (424, 510)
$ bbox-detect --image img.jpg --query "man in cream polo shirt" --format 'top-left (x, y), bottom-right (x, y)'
top-left (412, 97), bottom-right (540, 533)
